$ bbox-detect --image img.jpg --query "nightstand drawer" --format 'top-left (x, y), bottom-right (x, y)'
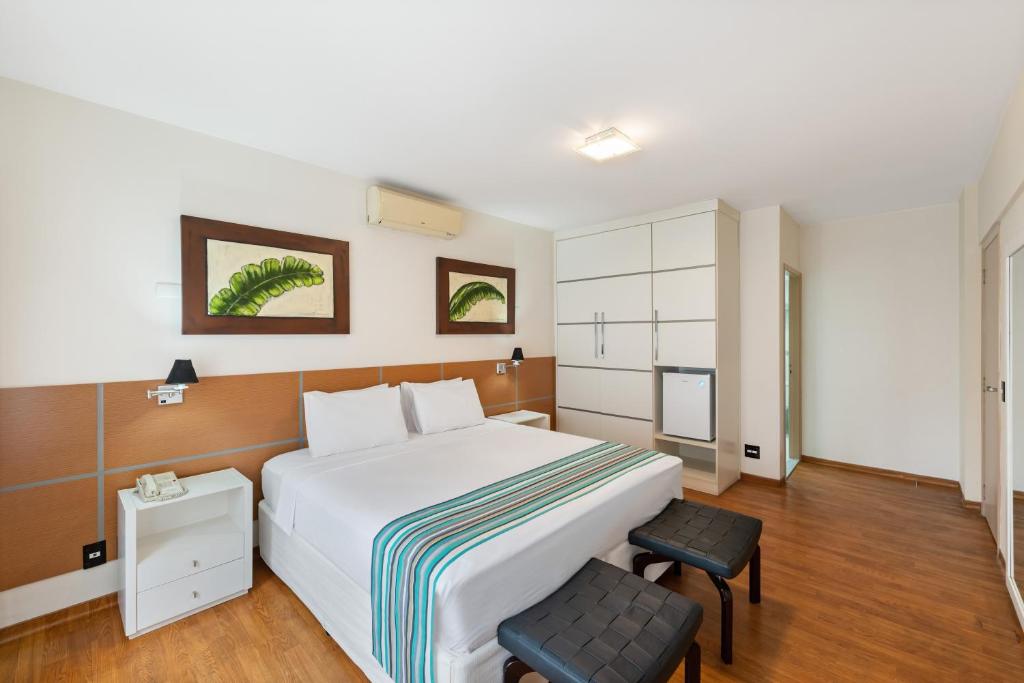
top-left (137, 558), bottom-right (245, 630)
top-left (137, 515), bottom-right (244, 591)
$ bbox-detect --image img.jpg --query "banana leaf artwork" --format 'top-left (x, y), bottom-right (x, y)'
top-left (181, 216), bottom-right (349, 335)
top-left (448, 279), bottom-right (506, 321)
top-left (436, 257), bottom-right (515, 334)
top-left (209, 255), bottom-right (326, 317)
top-left (206, 241), bottom-right (333, 318)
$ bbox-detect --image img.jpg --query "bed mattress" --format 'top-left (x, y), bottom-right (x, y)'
top-left (261, 420), bottom-right (681, 658)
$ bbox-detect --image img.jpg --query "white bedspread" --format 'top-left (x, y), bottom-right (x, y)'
top-left (262, 420), bottom-right (681, 656)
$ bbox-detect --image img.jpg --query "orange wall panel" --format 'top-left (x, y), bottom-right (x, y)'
top-left (0, 384), bottom-right (97, 487)
top-left (381, 364), bottom-right (443, 386)
top-left (517, 356), bottom-right (555, 400)
top-left (303, 367), bottom-right (380, 394)
top-left (104, 373), bottom-right (299, 469)
top-left (0, 479), bottom-right (97, 590)
top-left (444, 359), bottom-right (514, 407)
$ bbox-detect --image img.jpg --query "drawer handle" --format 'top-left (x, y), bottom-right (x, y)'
top-left (193, 559), bottom-right (199, 568)
top-left (192, 590), bottom-right (199, 599)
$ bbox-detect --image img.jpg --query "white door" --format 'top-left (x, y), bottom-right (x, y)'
top-left (556, 224), bottom-right (652, 281)
top-left (652, 213), bottom-right (716, 271)
top-left (600, 323), bottom-right (652, 370)
top-left (655, 321), bottom-right (716, 368)
top-left (557, 274), bottom-right (652, 323)
top-left (652, 268), bottom-right (716, 321)
top-left (982, 237), bottom-right (1000, 540)
top-left (557, 366), bottom-right (652, 419)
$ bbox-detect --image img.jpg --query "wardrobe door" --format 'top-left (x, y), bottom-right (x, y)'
top-left (652, 213), bottom-right (716, 271)
top-left (600, 370), bottom-right (653, 420)
top-left (556, 366), bottom-right (602, 413)
top-left (556, 324), bottom-right (600, 367)
top-left (600, 323), bottom-right (652, 370)
top-left (556, 408), bottom-right (604, 440)
top-left (557, 274), bottom-right (651, 323)
top-left (558, 367), bottom-right (651, 421)
top-left (602, 415), bottom-right (653, 450)
top-left (556, 224), bottom-right (652, 281)
top-left (655, 321), bottom-right (716, 368)
top-left (652, 268), bottom-right (716, 321)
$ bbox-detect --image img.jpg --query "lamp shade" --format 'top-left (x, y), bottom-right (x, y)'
top-left (511, 347), bottom-right (525, 363)
top-left (166, 359), bottom-right (199, 385)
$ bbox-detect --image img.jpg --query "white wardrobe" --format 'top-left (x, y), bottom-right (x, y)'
top-left (555, 200), bottom-right (741, 495)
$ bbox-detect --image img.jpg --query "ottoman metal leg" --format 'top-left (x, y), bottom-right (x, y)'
top-left (707, 572), bottom-right (733, 664)
top-left (684, 641), bottom-right (701, 683)
top-left (750, 544), bottom-right (761, 604)
top-left (503, 656), bottom-right (532, 683)
top-left (632, 551), bottom-right (676, 577)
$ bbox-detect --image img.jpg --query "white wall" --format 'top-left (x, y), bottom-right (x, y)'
top-left (980, 72), bottom-right (1024, 238)
top-left (801, 204), bottom-right (960, 480)
top-left (0, 78), bottom-right (554, 388)
top-left (959, 184), bottom-right (983, 501)
top-left (738, 206), bottom-right (801, 480)
top-left (781, 210), bottom-right (801, 270)
top-left (739, 206), bottom-right (783, 478)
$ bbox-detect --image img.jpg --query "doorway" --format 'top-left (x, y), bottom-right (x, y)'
top-left (784, 267), bottom-right (802, 478)
top-left (982, 233), bottom-right (1001, 541)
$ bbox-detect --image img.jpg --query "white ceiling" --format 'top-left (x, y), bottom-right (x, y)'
top-left (1, 1), bottom-right (1022, 229)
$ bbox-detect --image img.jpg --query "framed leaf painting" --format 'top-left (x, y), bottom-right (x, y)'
top-left (436, 257), bottom-right (515, 334)
top-left (181, 215), bottom-right (349, 334)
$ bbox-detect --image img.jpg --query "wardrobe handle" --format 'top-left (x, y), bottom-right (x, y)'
top-left (654, 309), bottom-right (659, 361)
top-left (600, 312), bottom-right (606, 358)
top-left (593, 312), bottom-right (599, 359)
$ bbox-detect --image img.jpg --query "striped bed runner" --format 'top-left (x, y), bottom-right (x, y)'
top-left (370, 441), bottom-right (667, 683)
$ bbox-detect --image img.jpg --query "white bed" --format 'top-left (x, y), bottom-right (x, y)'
top-left (259, 420), bottom-right (681, 682)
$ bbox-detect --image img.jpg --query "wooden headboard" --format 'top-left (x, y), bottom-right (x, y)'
top-left (0, 357), bottom-right (554, 591)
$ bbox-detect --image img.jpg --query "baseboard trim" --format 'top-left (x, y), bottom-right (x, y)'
top-left (0, 560), bottom-right (120, 631)
top-left (799, 455), bottom-right (958, 489)
top-left (960, 488), bottom-right (982, 510)
top-left (739, 472), bottom-right (785, 487)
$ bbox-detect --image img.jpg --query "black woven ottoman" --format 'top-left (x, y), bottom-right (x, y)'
top-left (498, 558), bottom-right (703, 683)
top-left (629, 499), bottom-right (762, 664)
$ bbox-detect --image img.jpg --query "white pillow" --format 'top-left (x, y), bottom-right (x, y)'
top-left (409, 378), bottom-right (486, 435)
top-left (304, 385), bottom-right (408, 458)
top-left (399, 378), bottom-right (461, 432)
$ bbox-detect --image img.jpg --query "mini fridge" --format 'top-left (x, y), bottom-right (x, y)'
top-left (662, 371), bottom-right (715, 441)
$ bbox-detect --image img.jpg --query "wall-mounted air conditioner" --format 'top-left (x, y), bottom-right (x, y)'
top-left (366, 186), bottom-right (463, 239)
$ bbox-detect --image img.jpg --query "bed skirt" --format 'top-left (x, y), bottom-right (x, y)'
top-left (258, 500), bottom-right (668, 683)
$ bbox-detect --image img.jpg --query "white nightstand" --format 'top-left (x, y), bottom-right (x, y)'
top-left (490, 409), bottom-right (551, 430)
top-left (118, 467), bottom-right (253, 638)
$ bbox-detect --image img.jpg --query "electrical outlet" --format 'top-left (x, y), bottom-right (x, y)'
top-left (744, 444), bottom-right (761, 459)
top-left (83, 540), bottom-right (106, 569)
top-left (496, 362), bottom-right (507, 375)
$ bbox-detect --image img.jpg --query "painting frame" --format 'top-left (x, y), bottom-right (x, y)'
top-left (181, 215), bottom-right (350, 334)
top-left (436, 257), bottom-right (516, 335)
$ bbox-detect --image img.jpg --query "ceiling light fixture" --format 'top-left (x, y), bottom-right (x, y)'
top-left (576, 127), bottom-right (641, 161)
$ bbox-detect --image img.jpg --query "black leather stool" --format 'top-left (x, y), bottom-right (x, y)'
top-left (498, 558), bottom-right (703, 683)
top-left (629, 499), bottom-right (762, 664)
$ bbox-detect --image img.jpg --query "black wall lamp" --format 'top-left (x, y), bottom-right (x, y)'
top-left (147, 359), bottom-right (199, 405)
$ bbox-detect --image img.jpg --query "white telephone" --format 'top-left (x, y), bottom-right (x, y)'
top-left (136, 471), bottom-right (187, 502)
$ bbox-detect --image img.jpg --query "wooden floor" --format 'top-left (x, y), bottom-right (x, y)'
top-left (2, 461), bottom-right (1022, 682)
